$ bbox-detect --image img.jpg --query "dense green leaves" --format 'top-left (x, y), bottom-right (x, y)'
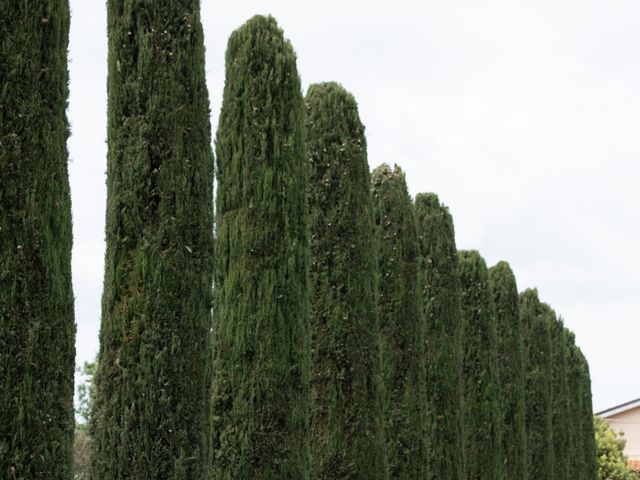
top-left (212, 15), bottom-right (310, 480)
top-left (594, 417), bottom-right (635, 480)
top-left (414, 193), bottom-right (465, 480)
top-left (550, 316), bottom-right (571, 480)
top-left (578, 349), bottom-right (598, 480)
top-left (91, 1), bottom-right (214, 478)
top-left (371, 164), bottom-right (428, 479)
top-left (520, 290), bottom-right (554, 480)
top-left (458, 251), bottom-right (502, 480)
top-left (0, 1), bottom-right (76, 478)
top-left (306, 82), bottom-right (387, 480)
top-left (520, 290), bottom-right (598, 480)
top-left (489, 262), bottom-right (526, 480)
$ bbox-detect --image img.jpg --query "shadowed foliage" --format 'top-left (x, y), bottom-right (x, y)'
top-left (0, 1), bottom-right (76, 478)
top-left (414, 193), bottom-right (465, 480)
top-left (306, 82), bottom-right (387, 480)
top-left (488, 261), bottom-right (526, 480)
top-left (90, 1), bottom-right (214, 478)
top-left (458, 250), bottom-right (502, 480)
top-left (212, 15), bottom-right (310, 480)
top-left (371, 164), bottom-right (428, 479)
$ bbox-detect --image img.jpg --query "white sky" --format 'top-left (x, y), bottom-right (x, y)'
top-left (67, 0), bottom-right (640, 413)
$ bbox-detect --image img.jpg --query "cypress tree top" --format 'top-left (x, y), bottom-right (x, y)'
top-left (306, 81), bottom-right (388, 480)
top-left (488, 261), bottom-right (526, 480)
top-left (371, 164), bottom-right (428, 479)
top-left (91, 1), bottom-right (214, 478)
top-left (458, 250), bottom-right (502, 480)
top-left (212, 15), bottom-right (310, 480)
top-left (0, 1), bottom-right (76, 478)
top-left (414, 193), bottom-right (465, 480)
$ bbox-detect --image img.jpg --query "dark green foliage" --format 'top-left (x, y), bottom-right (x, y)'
top-left (458, 251), bottom-right (502, 480)
top-left (549, 316), bottom-right (571, 480)
top-left (520, 291), bottom-right (597, 480)
top-left (566, 335), bottom-right (597, 480)
top-left (371, 164), bottom-right (428, 479)
top-left (520, 289), bottom-right (554, 480)
top-left (577, 349), bottom-right (598, 480)
top-left (90, 1), bottom-right (214, 478)
top-left (565, 331), bottom-right (584, 477)
top-left (0, 1), bottom-right (75, 478)
top-left (413, 193), bottom-right (465, 480)
top-left (488, 262), bottom-right (526, 480)
top-left (306, 82), bottom-right (387, 480)
top-left (212, 16), bottom-right (310, 480)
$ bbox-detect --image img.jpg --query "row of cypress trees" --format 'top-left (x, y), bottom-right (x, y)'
top-left (1, 6), bottom-right (598, 480)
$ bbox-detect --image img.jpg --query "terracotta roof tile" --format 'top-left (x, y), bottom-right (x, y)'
top-left (628, 459), bottom-right (640, 471)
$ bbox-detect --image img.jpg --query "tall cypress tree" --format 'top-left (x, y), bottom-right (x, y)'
top-left (90, 2), bottom-right (214, 478)
top-left (458, 250), bottom-right (502, 480)
top-left (565, 330), bottom-right (583, 477)
top-left (306, 82), bottom-right (387, 480)
top-left (488, 261), bottom-right (526, 480)
top-left (577, 348), bottom-right (598, 480)
top-left (520, 289), bottom-right (554, 480)
top-left (371, 164), bottom-right (428, 479)
top-left (414, 193), bottom-right (465, 480)
top-left (549, 315), bottom-right (570, 480)
top-left (212, 16), bottom-right (310, 479)
top-left (0, 2), bottom-right (75, 478)
top-left (565, 331), bottom-right (597, 480)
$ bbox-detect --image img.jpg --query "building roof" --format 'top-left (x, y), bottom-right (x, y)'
top-left (596, 397), bottom-right (640, 418)
top-left (628, 459), bottom-right (640, 472)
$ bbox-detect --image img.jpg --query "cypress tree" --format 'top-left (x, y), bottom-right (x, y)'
top-left (414, 193), bottom-right (465, 480)
top-left (577, 348), bottom-right (598, 480)
top-left (0, 2), bottom-right (75, 478)
top-left (306, 82), bottom-right (387, 480)
top-left (90, 1), bottom-right (214, 478)
top-left (520, 289), bottom-right (554, 480)
top-left (458, 250), bottom-right (502, 480)
top-left (565, 330), bottom-right (584, 477)
top-left (565, 331), bottom-right (597, 480)
top-left (549, 315), bottom-right (570, 480)
top-left (371, 164), bottom-right (428, 479)
top-left (488, 261), bottom-right (526, 480)
top-left (212, 16), bottom-right (310, 479)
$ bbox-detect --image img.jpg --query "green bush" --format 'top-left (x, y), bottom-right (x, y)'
top-left (595, 417), bottom-right (636, 480)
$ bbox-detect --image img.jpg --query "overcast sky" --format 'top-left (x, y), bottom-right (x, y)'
top-left (67, 0), bottom-right (640, 413)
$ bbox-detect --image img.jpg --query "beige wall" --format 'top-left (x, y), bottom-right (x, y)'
top-left (605, 406), bottom-right (640, 460)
